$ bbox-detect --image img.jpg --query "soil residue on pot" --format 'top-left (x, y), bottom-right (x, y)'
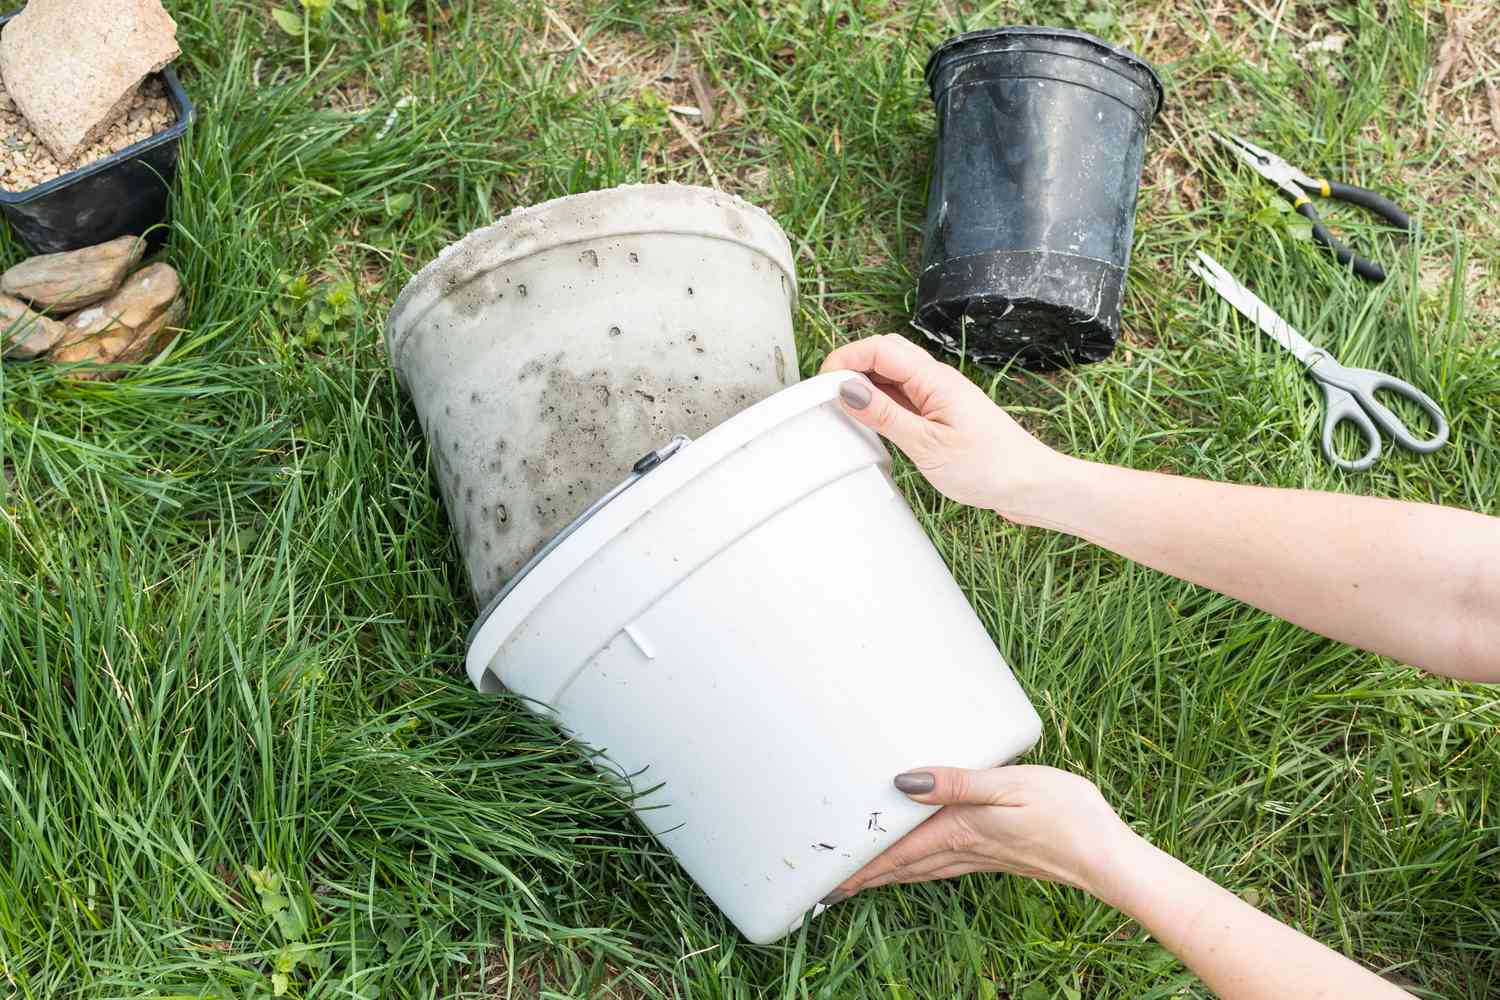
top-left (385, 184), bottom-right (798, 369)
top-left (386, 184), bottom-right (802, 610)
top-left (438, 352), bottom-right (771, 603)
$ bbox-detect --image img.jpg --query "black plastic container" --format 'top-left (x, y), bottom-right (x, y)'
top-left (916, 27), bottom-right (1162, 369)
top-left (0, 11), bottom-right (194, 253)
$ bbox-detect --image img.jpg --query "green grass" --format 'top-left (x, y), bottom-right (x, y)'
top-left (2, 0), bottom-right (1498, 996)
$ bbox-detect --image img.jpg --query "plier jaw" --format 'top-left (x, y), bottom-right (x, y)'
top-left (1211, 130), bottom-right (1413, 283)
top-left (1212, 132), bottom-right (1320, 202)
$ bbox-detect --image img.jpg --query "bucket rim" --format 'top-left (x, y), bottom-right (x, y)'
top-left (923, 26), bottom-right (1164, 114)
top-left (464, 370), bottom-right (863, 691)
top-left (384, 183), bottom-right (799, 383)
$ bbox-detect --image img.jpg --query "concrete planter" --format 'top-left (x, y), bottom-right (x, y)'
top-left (386, 183), bottom-right (799, 606)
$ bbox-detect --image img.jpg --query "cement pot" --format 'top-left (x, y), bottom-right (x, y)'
top-left (386, 184), bottom-right (799, 607)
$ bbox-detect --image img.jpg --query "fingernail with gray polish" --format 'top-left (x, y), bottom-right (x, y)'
top-left (820, 889), bottom-right (850, 906)
top-left (839, 379), bottom-right (872, 410)
top-left (894, 771), bottom-right (935, 794)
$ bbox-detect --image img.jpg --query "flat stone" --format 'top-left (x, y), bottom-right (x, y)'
top-left (0, 292), bottom-right (64, 358)
top-left (51, 262), bottom-right (182, 374)
top-left (61, 296), bottom-right (183, 381)
top-left (0, 0), bottom-right (179, 162)
top-left (1, 235), bottom-right (145, 310)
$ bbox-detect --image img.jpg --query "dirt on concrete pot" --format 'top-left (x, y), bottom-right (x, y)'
top-left (386, 183), bottom-right (800, 608)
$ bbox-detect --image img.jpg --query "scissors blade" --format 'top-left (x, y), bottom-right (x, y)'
top-left (1189, 251), bottom-right (1329, 368)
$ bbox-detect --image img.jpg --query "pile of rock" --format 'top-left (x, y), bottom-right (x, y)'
top-left (0, 235), bottom-right (186, 378)
top-left (0, 0), bottom-right (179, 190)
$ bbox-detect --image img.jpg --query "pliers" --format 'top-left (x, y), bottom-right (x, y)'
top-left (1213, 132), bottom-right (1413, 282)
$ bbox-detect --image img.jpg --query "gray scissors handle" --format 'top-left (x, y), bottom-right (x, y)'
top-left (1310, 358), bottom-right (1449, 471)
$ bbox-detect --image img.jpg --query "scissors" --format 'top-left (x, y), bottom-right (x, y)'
top-left (1213, 132), bottom-right (1413, 283)
top-left (1189, 251), bottom-right (1448, 472)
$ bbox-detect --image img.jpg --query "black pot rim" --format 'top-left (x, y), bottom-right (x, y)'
top-left (0, 8), bottom-right (195, 207)
top-left (924, 25), bottom-right (1164, 114)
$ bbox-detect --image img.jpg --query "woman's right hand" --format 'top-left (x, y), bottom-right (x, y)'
top-left (829, 765), bottom-right (1418, 1000)
top-left (824, 765), bottom-right (1140, 904)
top-left (819, 334), bottom-right (1067, 519)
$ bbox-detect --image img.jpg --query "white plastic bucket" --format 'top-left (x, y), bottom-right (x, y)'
top-left (469, 371), bottom-right (1043, 944)
top-left (385, 184), bottom-right (799, 608)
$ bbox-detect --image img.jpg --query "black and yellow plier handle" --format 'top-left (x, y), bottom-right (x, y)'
top-left (1213, 132), bottom-right (1412, 282)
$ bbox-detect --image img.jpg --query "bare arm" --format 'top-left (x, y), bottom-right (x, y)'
top-left (1012, 461), bottom-right (1500, 681)
top-left (1099, 834), bottom-right (1410, 1000)
top-left (830, 766), bottom-right (1412, 1000)
top-left (820, 335), bottom-right (1431, 995)
top-left (822, 335), bottom-right (1500, 682)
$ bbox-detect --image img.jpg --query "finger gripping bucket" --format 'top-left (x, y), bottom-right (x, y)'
top-left (465, 372), bottom-right (1043, 943)
top-left (916, 27), bottom-right (1164, 369)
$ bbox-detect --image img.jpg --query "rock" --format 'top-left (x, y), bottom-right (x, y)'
top-left (1, 235), bottom-right (145, 311)
top-left (63, 296), bottom-right (183, 380)
top-left (0, 0), bottom-right (179, 163)
top-left (0, 292), bottom-right (65, 358)
top-left (51, 262), bottom-right (183, 376)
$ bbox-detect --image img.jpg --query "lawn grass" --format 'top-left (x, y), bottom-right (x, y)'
top-left (1, 0), bottom-right (1497, 997)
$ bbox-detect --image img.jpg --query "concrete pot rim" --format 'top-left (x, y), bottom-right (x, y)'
top-left (385, 183), bottom-right (799, 383)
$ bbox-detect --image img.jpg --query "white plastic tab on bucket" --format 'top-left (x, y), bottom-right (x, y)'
top-left (469, 371), bottom-right (1043, 944)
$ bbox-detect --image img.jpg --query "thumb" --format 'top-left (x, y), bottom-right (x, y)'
top-left (837, 375), bottom-right (933, 460)
top-left (893, 767), bottom-right (1022, 807)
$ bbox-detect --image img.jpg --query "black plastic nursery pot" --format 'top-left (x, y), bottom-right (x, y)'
top-left (0, 11), bottom-right (194, 254)
top-left (916, 27), bottom-right (1163, 369)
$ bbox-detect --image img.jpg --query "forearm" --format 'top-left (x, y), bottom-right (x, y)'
top-left (1006, 457), bottom-right (1500, 682)
top-left (1089, 836), bottom-right (1412, 1000)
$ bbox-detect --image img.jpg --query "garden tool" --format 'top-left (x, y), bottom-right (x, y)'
top-left (1213, 132), bottom-right (1413, 282)
top-left (1189, 250), bottom-right (1447, 471)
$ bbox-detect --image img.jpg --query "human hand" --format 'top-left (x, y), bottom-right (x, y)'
top-left (823, 765), bottom-right (1139, 904)
top-left (819, 334), bottom-right (1066, 518)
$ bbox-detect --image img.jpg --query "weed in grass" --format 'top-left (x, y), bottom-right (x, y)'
top-left (273, 272), bottom-right (360, 350)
